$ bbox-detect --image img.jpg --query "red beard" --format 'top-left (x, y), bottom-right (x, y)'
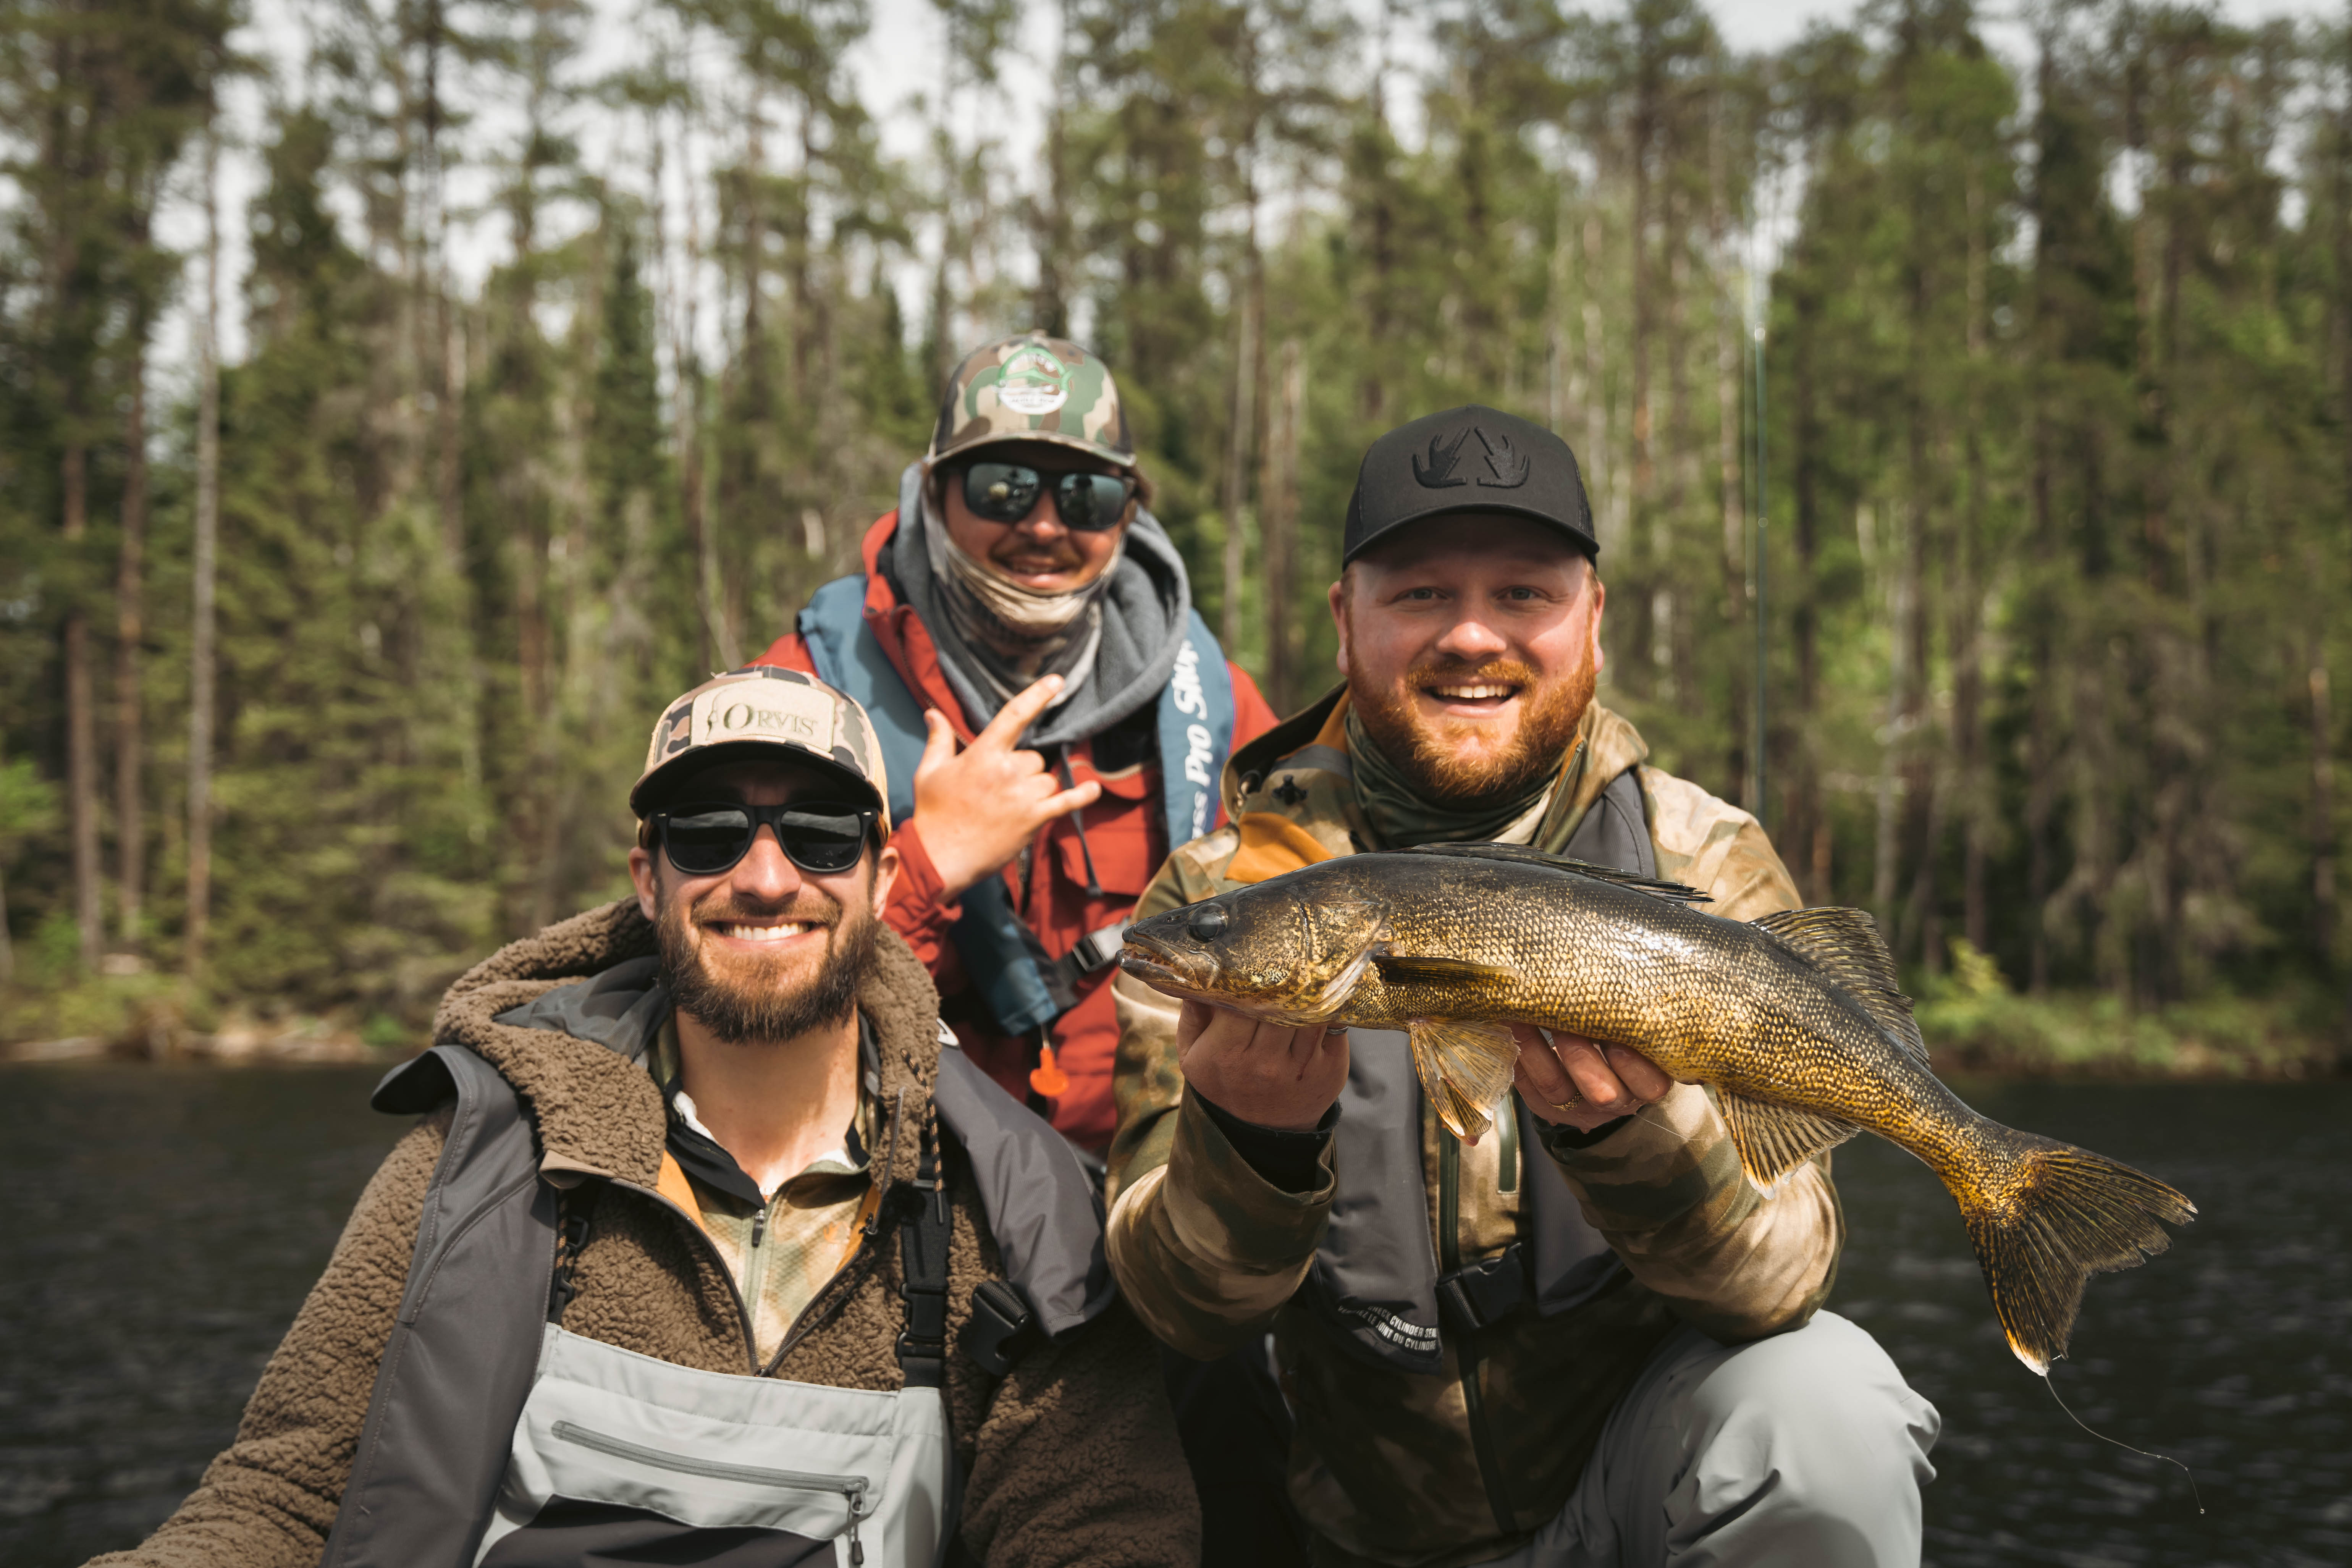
top-left (1347, 652), bottom-right (1595, 806)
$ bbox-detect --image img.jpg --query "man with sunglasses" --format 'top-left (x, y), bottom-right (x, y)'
top-left (762, 333), bottom-right (1278, 1157)
top-left (94, 665), bottom-right (1198, 1568)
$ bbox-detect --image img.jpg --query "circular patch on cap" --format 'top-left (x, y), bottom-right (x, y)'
top-left (997, 344), bottom-right (1070, 415)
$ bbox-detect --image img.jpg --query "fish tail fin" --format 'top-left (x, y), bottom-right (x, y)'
top-left (1952, 1131), bottom-right (2195, 1375)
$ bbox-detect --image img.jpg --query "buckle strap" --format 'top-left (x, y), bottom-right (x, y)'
top-left (1052, 920), bottom-right (1130, 991)
top-left (1436, 1242), bottom-right (1529, 1334)
top-left (896, 1122), bottom-right (953, 1388)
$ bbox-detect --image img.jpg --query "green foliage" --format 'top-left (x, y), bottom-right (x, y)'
top-left (5, 0), bottom-right (2352, 1077)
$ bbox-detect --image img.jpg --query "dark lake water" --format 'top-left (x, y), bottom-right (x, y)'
top-left (0, 1066), bottom-right (2343, 1566)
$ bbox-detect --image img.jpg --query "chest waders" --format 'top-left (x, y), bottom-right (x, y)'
top-left (474, 1128), bottom-right (960, 1567)
top-left (1300, 765), bottom-right (1658, 1374)
top-left (323, 1017), bottom-right (1108, 1568)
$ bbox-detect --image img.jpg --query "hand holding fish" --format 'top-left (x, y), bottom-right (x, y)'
top-left (1509, 1026), bottom-right (1675, 1135)
top-left (1175, 998), bottom-right (1349, 1132)
top-left (1122, 842), bottom-right (2198, 1375)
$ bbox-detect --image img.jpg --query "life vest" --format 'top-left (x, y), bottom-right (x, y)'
top-left (798, 574), bottom-right (1237, 1039)
top-left (319, 993), bottom-right (1111, 1567)
top-left (1257, 761), bottom-right (1655, 1374)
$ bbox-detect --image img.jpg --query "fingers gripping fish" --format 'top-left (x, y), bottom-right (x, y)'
top-left (1120, 841), bottom-right (2196, 1377)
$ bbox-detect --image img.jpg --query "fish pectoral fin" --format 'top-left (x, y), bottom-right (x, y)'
top-left (1749, 907), bottom-right (1929, 1064)
top-left (1715, 1090), bottom-right (1860, 1191)
top-left (1372, 953), bottom-right (1515, 986)
top-left (1407, 1018), bottom-right (1520, 1143)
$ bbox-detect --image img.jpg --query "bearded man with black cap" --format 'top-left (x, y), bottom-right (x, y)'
top-left (761, 333), bottom-right (1278, 1157)
top-left (1106, 408), bottom-right (1942, 1568)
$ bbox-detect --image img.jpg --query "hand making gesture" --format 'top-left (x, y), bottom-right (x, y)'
top-left (909, 673), bottom-right (1104, 899)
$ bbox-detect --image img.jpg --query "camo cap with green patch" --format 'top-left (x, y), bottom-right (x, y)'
top-left (928, 332), bottom-right (1136, 470)
top-left (631, 666), bottom-right (891, 831)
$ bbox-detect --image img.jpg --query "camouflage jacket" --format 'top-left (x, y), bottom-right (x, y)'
top-left (1104, 690), bottom-right (1843, 1568)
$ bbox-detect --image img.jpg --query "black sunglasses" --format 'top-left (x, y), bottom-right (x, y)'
top-left (958, 461), bottom-right (1136, 532)
top-left (655, 802), bottom-right (879, 876)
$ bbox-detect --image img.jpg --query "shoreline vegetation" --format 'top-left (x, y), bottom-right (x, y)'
top-left (8, 940), bottom-right (2342, 1079)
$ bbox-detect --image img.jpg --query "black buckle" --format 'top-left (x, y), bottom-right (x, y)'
top-left (961, 1279), bottom-right (1041, 1377)
top-left (1055, 921), bottom-right (1130, 990)
top-left (1436, 1243), bottom-right (1529, 1334)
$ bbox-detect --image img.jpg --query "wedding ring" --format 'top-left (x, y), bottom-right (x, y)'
top-left (1550, 1094), bottom-right (1582, 1112)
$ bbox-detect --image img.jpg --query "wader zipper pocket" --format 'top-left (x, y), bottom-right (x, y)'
top-left (548, 1420), bottom-right (872, 1557)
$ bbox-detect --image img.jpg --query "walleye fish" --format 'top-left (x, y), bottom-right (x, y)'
top-left (1119, 841), bottom-right (2195, 1374)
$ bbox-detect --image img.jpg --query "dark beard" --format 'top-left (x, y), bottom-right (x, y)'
top-left (1348, 653), bottom-right (1595, 805)
top-left (656, 885), bottom-right (880, 1045)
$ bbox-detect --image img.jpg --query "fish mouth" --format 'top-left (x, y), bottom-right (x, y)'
top-left (1119, 930), bottom-right (1216, 996)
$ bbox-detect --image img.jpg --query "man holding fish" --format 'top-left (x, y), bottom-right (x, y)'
top-left (1106, 407), bottom-right (1945, 1567)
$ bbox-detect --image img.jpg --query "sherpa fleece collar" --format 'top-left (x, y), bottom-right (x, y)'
top-left (430, 900), bottom-right (946, 1197)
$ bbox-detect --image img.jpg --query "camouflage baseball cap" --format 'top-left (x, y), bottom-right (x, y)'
top-left (631, 666), bottom-right (891, 830)
top-left (928, 332), bottom-right (1136, 469)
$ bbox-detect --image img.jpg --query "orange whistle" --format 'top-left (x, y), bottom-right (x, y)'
top-left (1029, 1044), bottom-right (1070, 1099)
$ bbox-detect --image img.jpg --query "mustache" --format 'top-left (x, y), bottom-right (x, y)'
top-left (688, 892), bottom-right (841, 929)
top-left (989, 536), bottom-right (1087, 569)
top-left (1406, 658), bottom-right (1540, 689)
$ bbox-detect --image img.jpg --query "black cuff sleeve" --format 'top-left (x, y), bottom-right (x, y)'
top-left (1538, 1115), bottom-right (1633, 1153)
top-left (1191, 1088), bottom-right (1338, 1193)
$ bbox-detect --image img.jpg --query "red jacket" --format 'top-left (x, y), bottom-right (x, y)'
top-left (760, 512), bottom-right (1278, 1151)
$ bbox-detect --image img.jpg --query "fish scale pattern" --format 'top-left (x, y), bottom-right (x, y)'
top-left (1129, 843), bottom-right (2197, 1374)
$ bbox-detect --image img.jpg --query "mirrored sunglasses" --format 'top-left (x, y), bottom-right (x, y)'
top-left (959, 461), bottom-right (1136, 532)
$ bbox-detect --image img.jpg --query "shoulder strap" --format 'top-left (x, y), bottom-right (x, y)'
top-left (1157, 610), bottom-right (1238, 851)
top-left (800, 574), bottom-right (1072, 1037)
top-left (800, 575), bottom-right (925, 826)
top-left (896, 1122), bottom-right (953, 1390)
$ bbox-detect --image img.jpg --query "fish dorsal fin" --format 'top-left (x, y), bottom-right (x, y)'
top-left (1405, 842), bottom-right (1711, 904)
top-left (1749, 906), bottom-right (1927, 1062)
top-left (1716, 1090), bottom-right (1860, 1191)
top-left (1405, 1018), bottom-right (1519, 1142)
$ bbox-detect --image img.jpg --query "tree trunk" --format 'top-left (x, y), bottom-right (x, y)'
top-left (1710, 106), bottom-right (1747, 800)
top-left (0, 734), bottom-right (15, 987)
top-left (2026, 413), bottom-right (2056, 996)
top-left (1627, 68), bottom-right (1657, 682)
top-left (1261, 337), bottom-right (1304, 711)
top-left (1872, 512), bottom-right (1906, 933)
top-left (1033, 0), bottom-right (1075, 336)
top-left (115, 329), bottom-right (148, 952)
top-left (1790, 267), bottom-right (1827, 902)
top-left (2312, 655), bottom-right (2337, 970)
top-left (1583, 210), bottom-right (1609, 567)
top-left (186, 131), bottom-right (221, 979)
top-left (63, 438), bottom-right (102, 972)
top-left (1898, 196), bottom-right (1937, 970)
top-left (1958, 167), bottom-right (1990, 955)
top-left (1220, 226), bottom-right (1259, 653)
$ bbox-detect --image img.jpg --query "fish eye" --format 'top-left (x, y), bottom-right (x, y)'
top-left (1188, 904), bottom-right (1230, 942)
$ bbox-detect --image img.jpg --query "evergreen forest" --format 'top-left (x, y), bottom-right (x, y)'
top-left (4, 0), bottom-right (2350, 1068)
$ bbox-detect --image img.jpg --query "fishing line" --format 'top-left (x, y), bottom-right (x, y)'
top-left (2043, 1363), bottom-right (2202, 1514)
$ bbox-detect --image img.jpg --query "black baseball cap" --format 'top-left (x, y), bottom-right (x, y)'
top-left (1342, 406), bottom-right (1597, 566)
